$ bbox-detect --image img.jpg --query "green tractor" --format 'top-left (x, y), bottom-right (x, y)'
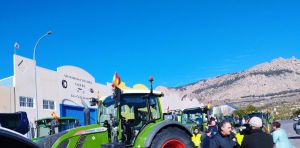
top-left (181, 107), bottom-right (209, 132)
top-left (36, 77), bottom-right (194, 148)
top-left (32, 117), bottom-right (79, 142)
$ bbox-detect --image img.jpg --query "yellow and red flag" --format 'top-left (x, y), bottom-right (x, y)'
top-left (51, 112), bottom-right (59, 122)
top-left (207, 101), bottom-right (212, 109)
top-left (112, 72), bottom-right (121, 88)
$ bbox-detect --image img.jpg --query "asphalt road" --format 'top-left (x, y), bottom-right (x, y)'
top-left (279, 120), bottom-right (300, 148)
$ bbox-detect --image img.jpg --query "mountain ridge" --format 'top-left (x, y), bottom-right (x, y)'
top-left (157, 57), bottom-right (300, 117)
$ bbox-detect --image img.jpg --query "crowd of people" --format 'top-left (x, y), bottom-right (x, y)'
top-left (191, 116), bottom-right (292, 148)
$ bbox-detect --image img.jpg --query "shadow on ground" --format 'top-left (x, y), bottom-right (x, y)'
top-left (289, 136), bottom-right (300, 139)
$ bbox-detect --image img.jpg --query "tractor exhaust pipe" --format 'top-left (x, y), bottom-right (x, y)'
top-left (81, 99), bottom-right (90, 125)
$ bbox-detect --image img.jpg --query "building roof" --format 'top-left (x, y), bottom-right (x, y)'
top-left (0, 76), bottom-right (13, 87)
top-left (225, 103), bottom-right (239, 110)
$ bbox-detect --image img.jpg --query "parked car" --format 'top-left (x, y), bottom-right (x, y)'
top-left (294, 120), bottom-right (300, 135)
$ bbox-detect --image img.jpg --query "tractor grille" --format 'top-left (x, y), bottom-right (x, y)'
top-left (36, 131), bottom-right (67, 148)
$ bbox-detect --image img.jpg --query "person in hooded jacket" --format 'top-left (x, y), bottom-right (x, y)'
top-left (241, 117), bottom-right (273, 148)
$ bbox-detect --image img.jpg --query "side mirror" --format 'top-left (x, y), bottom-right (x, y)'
top-left (113, 87), bottom-right (122, 107)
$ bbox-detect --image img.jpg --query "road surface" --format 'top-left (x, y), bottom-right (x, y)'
top-left (279, 120), bottom-right (300, 148)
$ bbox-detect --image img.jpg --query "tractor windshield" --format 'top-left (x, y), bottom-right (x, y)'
top-left (182, 108), bottom-right (206, 125)
top-left (35, 118), bottom-right (78, 138)
top-left (99, 94), bottom-right (161, 127)
top-left (182, 112), bottom-right (203, 125)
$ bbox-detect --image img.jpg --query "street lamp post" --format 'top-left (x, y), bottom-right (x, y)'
top-left (33, 31), bottom-right (52, 121)
top-left (14, 42), bottom-right (20, 54)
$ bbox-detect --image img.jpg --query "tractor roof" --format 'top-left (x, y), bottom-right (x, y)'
top-left (35, 117), bottom-right (78, 122)
top-left (98, 89), bottom-right (164, 101)
top-left (182, 107), bottom-right (205, 114)
top-left (122, 89), bottom-right (163, 96)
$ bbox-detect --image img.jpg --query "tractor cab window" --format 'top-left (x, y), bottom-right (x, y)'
top-left (98, 102), bottom-right (117, 126)
top-left (59, 119), bottom-right (78, 131)
top-left (120, 97), bottom-right (160, 129)
top-left (101, 94), bottom-right (161, 124)
top-left (35, 119), bottom-right (79, 138)
top-left (182, 112), bottom-right (204, 125)
top-left (182, 113), bottom-right (198, 124)
top-left (36, 119), bottom-right (59, 138)
top-left (100, 94), bottom-right (161, 145)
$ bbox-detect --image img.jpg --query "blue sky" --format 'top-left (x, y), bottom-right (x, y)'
top-left (1, 0), bottom-right (300, 87)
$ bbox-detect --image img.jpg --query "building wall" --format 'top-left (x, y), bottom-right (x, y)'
top-left (14, 55), bottom-right (37, 123)
top-left (0, 86), bottom-right (15, 113)
top-left (36, 67), bottom-right (60, 119)
top-left (12, 55), bottom-right (110, 125)
top-left (57, 66), bottom-right (98, 108)
top-left (94, 83), bottom-right (112, 98)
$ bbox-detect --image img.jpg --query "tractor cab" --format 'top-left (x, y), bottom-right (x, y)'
top-left (181, 107), bottom-right (208, 132)
top-left (98, 89), bottom-right (163, 146)
top-left (33, 117), bottom-right (79, 141)
top-left (166, 109), bottom-right (182, 122)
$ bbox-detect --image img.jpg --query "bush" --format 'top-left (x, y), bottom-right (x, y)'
top-left (233, 105), bottom-right (258, 118)
top-left (293, 109), bottom-right (300, 117)
top-left (244, 105), bottom-right (258, 113)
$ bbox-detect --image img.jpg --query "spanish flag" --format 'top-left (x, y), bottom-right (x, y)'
top-left (51, 112), bottom-right (59, 122)
top-left (112, 72), bottom-right (121, 88)
top-left (207, 101), bottom-right (212, 109)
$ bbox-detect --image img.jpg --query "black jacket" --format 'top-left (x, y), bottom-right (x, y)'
top-left (208, 126), bottom-right (219, 136)
top-left (241, 129), bottom-right (273, 148)
top-left (209, 132), bottom-right (237, 148)
top-left (202, 135), bottom-right (211, 148)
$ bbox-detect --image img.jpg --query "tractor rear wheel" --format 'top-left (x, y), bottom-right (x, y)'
top-left (150, 127), bottom-right (194, 148)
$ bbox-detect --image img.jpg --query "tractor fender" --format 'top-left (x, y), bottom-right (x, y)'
top-left (144, 120), bottom-right (192, 147)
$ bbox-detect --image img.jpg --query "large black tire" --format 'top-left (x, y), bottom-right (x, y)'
top-left (150, 127), bottom-right (194, 148)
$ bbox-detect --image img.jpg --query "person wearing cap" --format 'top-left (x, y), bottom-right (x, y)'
top-left (241, 117), bottom-right (273, 148)
top-left (271, 121), bottom-right (292, 148)
top-left (201, 129), bottom-right (212, 148)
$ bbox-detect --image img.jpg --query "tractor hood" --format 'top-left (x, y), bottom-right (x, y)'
top-left (37, 124), bottom-right (108, 148)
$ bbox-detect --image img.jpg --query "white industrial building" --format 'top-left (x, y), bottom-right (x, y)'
top-left (0, 55), bottom-right (112, 127)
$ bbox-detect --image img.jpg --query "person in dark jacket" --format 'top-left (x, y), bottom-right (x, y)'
top-left (208, 117), bottom-right (218, 137)
top-left (241, 117), bottom-right (273, 148)
top-left (209, 120), bottom-right (239, 148)
top-left (202, 129), bottom-right (212, 148)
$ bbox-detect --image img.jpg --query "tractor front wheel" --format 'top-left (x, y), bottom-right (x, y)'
top-left (150, 127), bottom-right (194, 148)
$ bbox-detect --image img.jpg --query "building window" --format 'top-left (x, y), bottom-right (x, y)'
top-left (19, 96), bottom-right (34, 108)
top-left (43, 100), bottom-right (55, 110)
